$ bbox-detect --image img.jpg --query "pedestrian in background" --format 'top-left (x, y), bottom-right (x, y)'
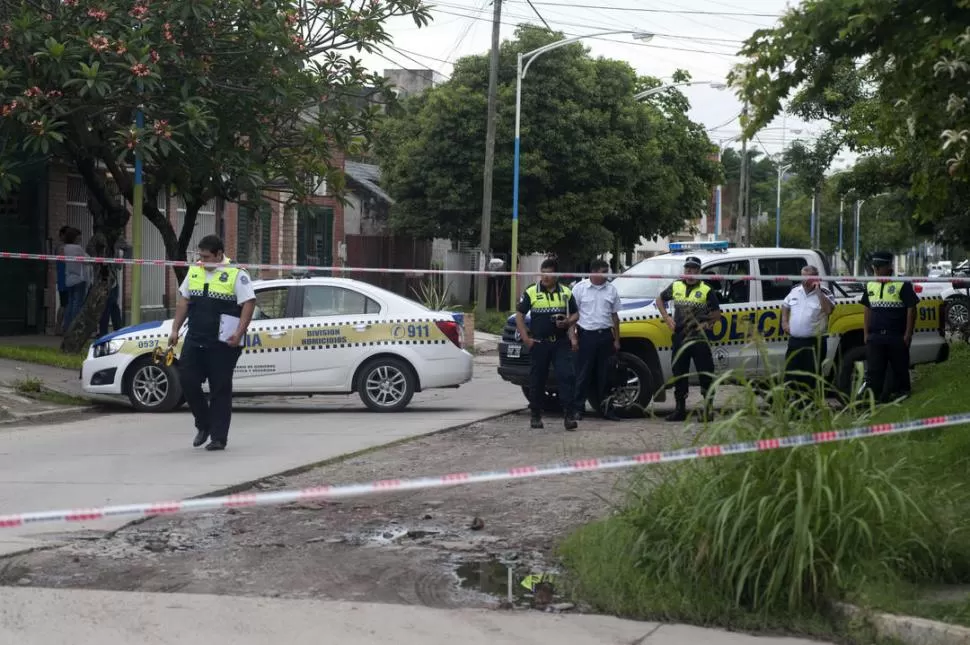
top-left (781, 265), bottom-right (835, 396)
top-left (515, 257), bottom-right (579, 431)
top-left (571, 258), bottom-right (622, 420)
top-left (656, 255), bottom-right (721, 422)
top-left (61, 227), bottom-right (89, 332)
top-left (862, 251), bottom-right (918, 402)
top-left (55, 225), bottom-right (70, 334)
top-left (169, 235), bottom-right (256, 451)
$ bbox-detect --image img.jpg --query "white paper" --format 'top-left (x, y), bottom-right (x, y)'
top-left (219, 314), bottom-right (240, 343)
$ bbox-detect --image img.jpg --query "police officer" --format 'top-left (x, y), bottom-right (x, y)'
top-left (168, 235), bottom-right (256, 451)
top-left (861, 251), bottom-right (918, 402)
top-left (515, 257), bottom-right (579, 431)
top-left (657, 256), bottom-right (721, 422)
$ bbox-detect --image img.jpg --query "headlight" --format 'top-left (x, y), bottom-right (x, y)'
top-left (92, 339), bottom-right (125, 358)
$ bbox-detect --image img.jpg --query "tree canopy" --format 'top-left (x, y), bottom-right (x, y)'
top-left (0, 0), bottom-right (428, 349)
top-left (377, 25), bottom-right (720, 267)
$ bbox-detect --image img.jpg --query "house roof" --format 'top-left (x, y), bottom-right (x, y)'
top-left (345, 161), bottom-right (394, 204)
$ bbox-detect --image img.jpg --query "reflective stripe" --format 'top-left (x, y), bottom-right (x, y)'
top-left (671, 280), bottom-right (711, 309)
top-left (525, 283), bottom-right (572, 314)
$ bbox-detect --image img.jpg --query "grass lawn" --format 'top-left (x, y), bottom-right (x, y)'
top-left (0, 344), bottom-right (86, 371)
top-left (475, 310), bottom-right (512, 336)
top-left (559, 341), bottom-right (970, 640)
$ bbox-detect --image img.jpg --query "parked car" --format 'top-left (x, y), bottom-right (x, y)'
top-left (498, 242), bottom-right (949, 415)
top-left (83, 277), bottom-right (473, 412)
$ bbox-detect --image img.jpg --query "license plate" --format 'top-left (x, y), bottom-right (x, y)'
top-left (506, 344), bottom-right (521, 358)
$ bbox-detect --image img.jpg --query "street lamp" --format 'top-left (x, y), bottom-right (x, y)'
top-left (775, 162), bottom-right (792, 248)
top-left (634, 80), bottom-right (727, 101)
top-left (510, 30), bottom-right (654, 308)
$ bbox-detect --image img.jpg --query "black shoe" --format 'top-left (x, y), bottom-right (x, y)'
top-left (205, 440), bottom-right (226, 451)
top-left (193, 430), bottom-right (209, 448)
top-left (665, 408), bottom-right (688, 423)
top-left (602, 408), bottom-right (621, 421)
top-left (530, 414), bottom-right (544, 429)
top-left (563, 416), bottom-right (578, 431)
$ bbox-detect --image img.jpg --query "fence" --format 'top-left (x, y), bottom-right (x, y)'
top-left (344, 235), bottom-right (432, 299)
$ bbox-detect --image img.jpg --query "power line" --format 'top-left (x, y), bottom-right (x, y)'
top-left (384, 44), bottom-right (452, 81)
top-left (392, 46), bottom-right (456, 67)
top-left (515, 1), bottom-right (779, 18)
top-left (523, 0), bottom-right (552, 30)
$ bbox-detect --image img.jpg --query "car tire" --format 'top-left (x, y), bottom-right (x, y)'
top-left (520, 386), bottom-right (562, 412)
top-left (594, 352), bottom-right (654, 418)
top-left (124, 355), bottom-right (183, 413)
top-left (946, 295), bottom-right (970, 332)
top-left (357, 357), bottom-right (416, 412)
top-left (835, 345), bottom-right (893, 402)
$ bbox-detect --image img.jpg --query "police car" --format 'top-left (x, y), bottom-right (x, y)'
top-left (82, 276), bottom-right (474, 412)
top-left (498, 241), bottom-right (950, 415)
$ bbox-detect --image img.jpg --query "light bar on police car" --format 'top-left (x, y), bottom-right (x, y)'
top-left (668, 240), bottom-right (730, 253)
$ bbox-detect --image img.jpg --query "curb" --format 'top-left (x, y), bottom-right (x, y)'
top-left (836, 602), bottom-right (970, 645)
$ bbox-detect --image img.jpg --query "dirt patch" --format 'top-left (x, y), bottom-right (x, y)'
top-left (0, 411), bottom-right (699, 608)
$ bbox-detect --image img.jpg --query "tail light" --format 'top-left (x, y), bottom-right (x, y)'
top-left (913, 283), bottom-right (923, 294)
top-left (436, 320), bottom-right (463, 349)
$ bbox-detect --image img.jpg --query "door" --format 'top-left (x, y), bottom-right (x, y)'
top-left (232, 284), bottom-right (297, 391)
top-left (700, 259), bottom-right (758, 374)
top-left (290, 284), bottom-right (383, 390)
top-left (297, 206), bottom-right (334, 274)
top-left (757, 256), bottom-right (809, 374)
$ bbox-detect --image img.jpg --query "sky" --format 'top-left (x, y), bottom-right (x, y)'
top-left (354, 0), bottom-right (848, 167)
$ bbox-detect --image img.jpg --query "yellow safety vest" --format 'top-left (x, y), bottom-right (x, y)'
top-left (186, 258), bottom-right (240, 302)
top-left (865, 281), bottom-right (904, 308)
top-left (671, 280), bottom-right (712, 305)
top-left (524, 282), bottom-right (572, 315)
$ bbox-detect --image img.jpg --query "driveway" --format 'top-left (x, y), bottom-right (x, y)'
top-left (0, 355), bottom-right (520, 556)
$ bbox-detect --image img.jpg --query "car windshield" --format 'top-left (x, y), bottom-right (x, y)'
top-left (613, 258), bottom-right (686, 299)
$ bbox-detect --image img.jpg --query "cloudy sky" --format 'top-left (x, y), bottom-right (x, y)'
top-left (355, 0), bottom-right (847, 167)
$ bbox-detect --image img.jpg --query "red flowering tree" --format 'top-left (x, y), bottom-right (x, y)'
top-left (0, 0), bottom-right (429, 350)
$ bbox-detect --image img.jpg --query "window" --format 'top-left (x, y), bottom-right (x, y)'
top-left (253, 287), bottom-right (289, 320)
top-left (703, 260), bottom-right (751, 304)
top-left (302, 286), bottom-right (380, 317)
top-left (759, 257), bottom-right (808, 301)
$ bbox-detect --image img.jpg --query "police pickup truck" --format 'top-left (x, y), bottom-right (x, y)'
top-left (497, 242), bottom-right (950, 415)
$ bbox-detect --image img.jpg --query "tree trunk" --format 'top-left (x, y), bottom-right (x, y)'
top-left (60, 157), bottom-right (131, 354)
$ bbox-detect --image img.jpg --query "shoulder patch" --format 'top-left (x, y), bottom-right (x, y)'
top-left (240, 275), bottom-right (249, 284)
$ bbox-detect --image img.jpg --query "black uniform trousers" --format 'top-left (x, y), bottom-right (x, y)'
top-left (785, 336), bottom-right (827, 394)
top-left (179, 341), bottom-right (243, 443)
top-left (574, 328), bottom-right (614, 413)
top-left (866, 336), bottom-right (911, 402)
top-left (672, 331), bottom-right (714, 401)
top-left (529, 337), bottom-right (575, 415)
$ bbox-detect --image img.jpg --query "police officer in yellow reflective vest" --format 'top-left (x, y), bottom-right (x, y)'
top-left (515, 258), bottom-right (580, 431)
top-left (861, 251), bottom-right (918, 402)
top-left (169, 235), bottom-right (256, 451)
top-left (657, 256), bottom-right (721, 422)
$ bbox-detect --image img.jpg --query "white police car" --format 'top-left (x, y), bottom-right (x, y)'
top-left (83, 276), bottom-right (473, 412)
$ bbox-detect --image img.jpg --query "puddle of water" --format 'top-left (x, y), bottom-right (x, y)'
top-left (455, 558), bottom-right (560, 606)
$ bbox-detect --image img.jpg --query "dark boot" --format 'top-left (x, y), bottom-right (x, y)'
top-left (563, 414), bottom-right (578, 431)
top-left (530, 411), bottom-right (544, 429)
top-left (665, 400), bottom-right (688, 422)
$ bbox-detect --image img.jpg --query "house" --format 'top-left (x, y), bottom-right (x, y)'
top-left (0, 150), bottom-right (349, 336)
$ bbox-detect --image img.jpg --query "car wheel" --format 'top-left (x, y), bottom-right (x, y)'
top-left (835, 345), bottom-right (893, 402)
top-left (597, 352), bottom-right (654, 418)
top-left (520, 386), bottom-right (562, 412)
top-left (124, 355), bottom-right (183, 413)
top-left (358, 357), bottom-right (416, 412)
top-left (946, 295), bottom-right (970, 332)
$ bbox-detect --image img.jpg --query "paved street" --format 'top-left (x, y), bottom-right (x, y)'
top-left (0, 354), bottom-right (520, 556)
top-left (0, 588), bottom-right (832, 645)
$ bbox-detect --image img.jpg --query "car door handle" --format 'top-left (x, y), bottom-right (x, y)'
top-left (354, 324), bottom-right (370, 332)
top-left (268, 331), bottom-right (287, 339)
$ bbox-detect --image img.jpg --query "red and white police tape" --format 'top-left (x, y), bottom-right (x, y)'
top-left (0, 411), bottom-right (966, 530)
top-left (0, 250), bottom-right (960, 284)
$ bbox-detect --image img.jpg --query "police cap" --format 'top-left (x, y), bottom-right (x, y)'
top-left (870, 251), bottom-right (894, 266)
top-left (683, 256), bottom-right (702, 269)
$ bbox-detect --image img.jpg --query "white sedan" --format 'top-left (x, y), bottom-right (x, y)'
top-left (82, 276), bottom-right (474, 412)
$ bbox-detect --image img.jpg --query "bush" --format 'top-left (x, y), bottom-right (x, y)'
top-left (476, 310), bottom-right (512, 336)
top-left (560, 355), bottom-right (970, 632)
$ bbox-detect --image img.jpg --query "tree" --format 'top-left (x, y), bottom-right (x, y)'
top-left (0, 0), bottom-right (429, 351)
top-left (729, 0), bottom-right (970, 242)
top-left (378, 25), bottom-right (719, 268)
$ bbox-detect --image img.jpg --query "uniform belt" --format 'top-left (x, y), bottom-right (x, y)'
top-left (578, 327), bottom-right (612, 334)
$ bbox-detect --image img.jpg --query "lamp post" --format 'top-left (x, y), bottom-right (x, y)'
top-left (838, 197), bottom-right (844, 272)
top-left (510, 30), bottom-right (654, 308)
top-left (774, 162), bottom-right (791, 247)
top-left (633, 80), bottom-right (727, 101)
top-left (853, 199), bottom-right (864, 276)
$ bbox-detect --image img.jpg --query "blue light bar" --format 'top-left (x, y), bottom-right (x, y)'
top-left (668, 240), bottom-right (730, 253)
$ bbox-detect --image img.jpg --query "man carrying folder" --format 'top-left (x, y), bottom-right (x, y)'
top-left (169, 235), bottom-right (256, 451)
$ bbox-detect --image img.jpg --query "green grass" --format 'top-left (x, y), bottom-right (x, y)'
top-left (475, 310), bottom-right (512, 336)
top-left (13, 376), bottom-right (91, 407)
top-left (559, 343), bottom-right (970, 639)
top-left (0, 345), bottom-right (86, 370)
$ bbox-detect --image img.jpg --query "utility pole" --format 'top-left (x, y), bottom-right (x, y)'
top-left (737, 102), bottom-right (749, 245)
top-left (476, 0), bottom-right (502, 319)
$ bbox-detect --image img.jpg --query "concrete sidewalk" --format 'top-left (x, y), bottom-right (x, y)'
top-left (0, 588), bottom-right (831, 645)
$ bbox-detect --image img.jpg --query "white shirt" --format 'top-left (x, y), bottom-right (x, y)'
top-left (572, 278), bottom-right (621, 331)
top-left (782, 284), bottom-right (835, 338)
top-left (62, 243), bottom-right (89, 287)
top-left (178, 258), bottom-right (256, 305)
